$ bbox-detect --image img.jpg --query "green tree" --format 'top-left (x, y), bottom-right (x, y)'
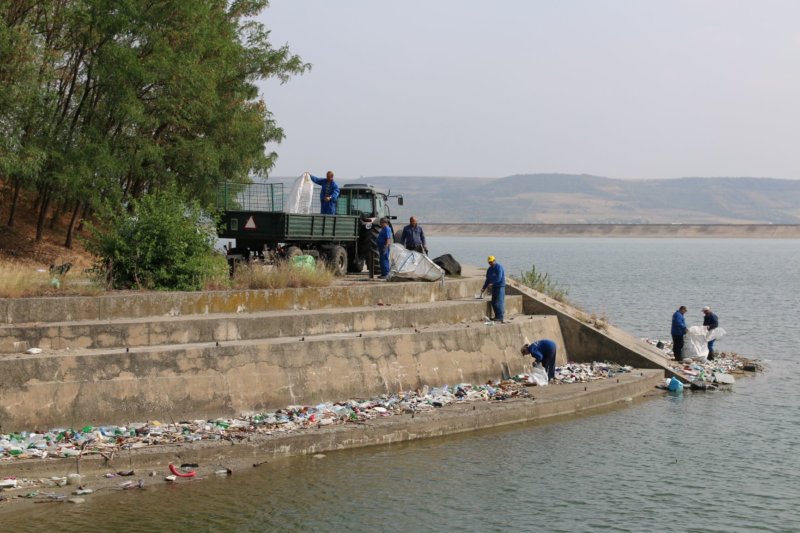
top-left (1, 0), bottom-right (308, 245)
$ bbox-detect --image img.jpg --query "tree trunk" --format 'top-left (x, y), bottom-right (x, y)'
top-left (77, 203), bottom-right (90, 231)
top-left (64, 200), bottom-right (82, 248)
top-left (35, 190), bottom-right (51, 242)
top-left (49, 199), bottom-right (66, 229)
top-left (7, 182), bottom-right (21, 227)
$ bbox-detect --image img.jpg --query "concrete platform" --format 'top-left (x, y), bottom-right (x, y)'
top-left (0, 296), bottom-right (522, 352)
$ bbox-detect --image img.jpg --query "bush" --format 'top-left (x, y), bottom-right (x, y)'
top-left (512, 263), bottom-right (569, 303)
top-left (86, 189), bottom-right (228, 291)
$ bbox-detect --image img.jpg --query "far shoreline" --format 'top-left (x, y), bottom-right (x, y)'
top-left (424, 223), bottom-right (800, 238)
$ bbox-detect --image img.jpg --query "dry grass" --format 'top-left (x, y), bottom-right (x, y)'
top-left (0, 260), bottom-right (104, 298)
top-left (232, 260), bottom-right (335, 290)
top-left (574, 309), bottom-right (609, 331)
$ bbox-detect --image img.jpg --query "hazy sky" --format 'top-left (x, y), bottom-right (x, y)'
top-left (259, 1), bottom-right (800, 180)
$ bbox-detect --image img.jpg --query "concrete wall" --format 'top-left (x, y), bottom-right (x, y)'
top-left (0, 297), bottom-right (523, 352)
top-left (0, 278), bottom-right (485, 324)
top-left (506, 281), bottom-right (679, 378)
top-left (0, 318), bottom-right (563, 431)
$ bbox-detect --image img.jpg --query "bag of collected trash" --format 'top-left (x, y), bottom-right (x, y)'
top-left (286, 172), bottom-right (314, 214)
top-left (531, 365), bottom-right (548, 386)
top-left (707, 327), bottom-right (726, 342)
top-left (683, 325), bottom-right (709, 361)
top-left (432, 254), bottom-right (461, 276)
top-left (291, 255), bottom-right (316, 271)
top-left (388, 243), bottom-right (445, 282)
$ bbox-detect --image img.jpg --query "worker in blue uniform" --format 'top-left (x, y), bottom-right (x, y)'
top-left (521, 339), bottom-right (558, 382)
top-left (376, 217), bottom-right (393, 279)
top-left (702, 306), bottom-right (719, 359)
top-left (401, 216), bottom-right (428, 254)
top-left (481, 255), bottom-right (505, 322)
top-left (309, 170), bottom-right (340, 215)
top-left (671, 305), bottom-right (688, 361)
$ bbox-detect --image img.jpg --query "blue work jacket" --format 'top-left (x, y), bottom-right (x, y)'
top-left (703, 312), bottom-right (719, 330)
top-left (527, 339), bottom-right (557, 362)
top-left (310, 175), bottom-right (340, 214)
top-left (671, 310), bottom-right (687, 336)
top-left (401, 224), bottom-right (426, 248)
top-left (376, 225), bottom-right (392, 250)
top-left (482, 262), bottom-right (505, 290)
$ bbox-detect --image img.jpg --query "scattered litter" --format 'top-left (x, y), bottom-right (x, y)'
top-left (644, 338), bottom-right (760, 389)
top-left (214, 469), bottom-right (232, 476)
top-left (164, 475), bottom-right (177, 483)
top-left (0, 478), bottom-right (18, 489)
top-left (25, 347), bottom-right (42, 355)
top-left (169, 463), bottom-right (196, 478)
top-left (0, 357), bottom-right (721, 464)
top-left (67, 497), bottom-right (85, 504)
top-left (72, 488), bottom-right (93, 495)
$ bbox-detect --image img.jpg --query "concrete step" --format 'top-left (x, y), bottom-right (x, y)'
top-left (0, 296), bottom-right (523, 352)
top-left (0, 315), bottom-right (566, 429)
top-left (0, 277), bottom-right (486, 325)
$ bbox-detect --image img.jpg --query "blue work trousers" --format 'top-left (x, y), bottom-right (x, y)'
top-left (380, 249), bottom-right (390, 277)
top-left (491, 285), bottom-right (505, 321)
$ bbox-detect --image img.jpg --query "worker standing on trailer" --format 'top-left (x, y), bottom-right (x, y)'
top-left (309, 170), bottom-right (340, 214)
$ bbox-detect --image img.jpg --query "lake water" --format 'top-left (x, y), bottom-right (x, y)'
top-left (4, 237), bottom-right (799, 532)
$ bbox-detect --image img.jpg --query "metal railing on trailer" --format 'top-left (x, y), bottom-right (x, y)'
top-left (216, 182), bottom-right (284, 212)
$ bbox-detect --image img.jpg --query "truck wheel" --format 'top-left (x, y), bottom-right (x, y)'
top-left (329, 245), bottom-right (348, 276)
top-left (348, 256), bottom-right (365, 273)
top-left (285, 246), bottom-right (303, 261)
top-left (368, 225), bottom-right (382, 276)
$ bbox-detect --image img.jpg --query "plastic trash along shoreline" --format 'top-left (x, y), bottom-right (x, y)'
top-left (0, 362), bottom-right (637, 464)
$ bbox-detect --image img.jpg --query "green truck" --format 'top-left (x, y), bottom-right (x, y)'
top-left (217, 181), bottom-right (403, 275)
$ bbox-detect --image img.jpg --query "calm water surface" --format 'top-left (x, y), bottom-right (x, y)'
top-left (4, 237), bottom-right (799, 532)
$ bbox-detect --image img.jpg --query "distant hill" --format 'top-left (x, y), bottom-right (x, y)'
top-left (314, 174), bottom-right (800, 224)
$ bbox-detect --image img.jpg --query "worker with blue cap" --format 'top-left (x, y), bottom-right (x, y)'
top-left (481, 255), bottom-right (505, 323)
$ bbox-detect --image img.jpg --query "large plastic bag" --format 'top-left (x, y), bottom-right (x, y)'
top-left (683, 325), bottom-right (727, 361)
top-left (708, 327), bottom-right (726, 342)
top-left (387, 243), bottom-right (444, 282)
top-left (286, 172), bottom-right (314, 214)
top-left (683, 325), bottom-right (709, 361)
top-left (531, 365), bottom-right (549, 386)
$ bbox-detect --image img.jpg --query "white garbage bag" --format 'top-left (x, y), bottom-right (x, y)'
top-left (286, 172), bottom-right (314, 214)
top-left (531, 365), bottom-right (549, 386)
top-left (387, 243), bottom-right (445, 282)
top-left (708, 327), bottom-right (726, 342)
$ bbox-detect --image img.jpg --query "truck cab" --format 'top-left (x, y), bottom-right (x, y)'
top-left (335, 184), bottom-right (399, 222)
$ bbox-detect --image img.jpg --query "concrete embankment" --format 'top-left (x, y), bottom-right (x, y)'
top-left (0, 266), bottom-right (678, 490)
top-left (0, 369), bottom-right (663, 487)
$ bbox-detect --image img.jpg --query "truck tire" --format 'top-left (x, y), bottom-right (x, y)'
top-left (348, 255), bottom-right (365, 273)
top-left (285, 246), bottom-right (303, 261)
top-left (368, 225), bottom-right (382, 276)
top-left (329, 245), bottom-right (348, 276)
